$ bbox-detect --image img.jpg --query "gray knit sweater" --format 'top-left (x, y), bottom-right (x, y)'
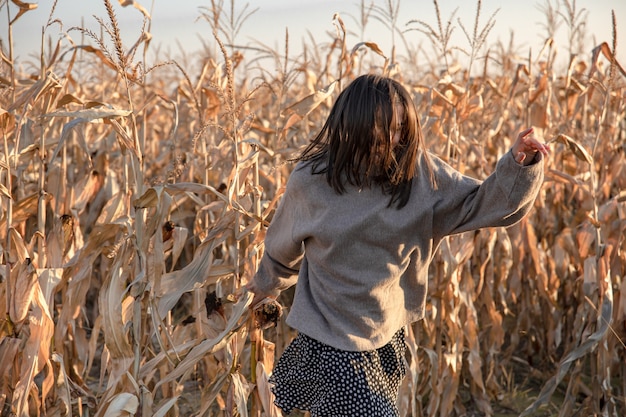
top-left (251, 150), bottom-right (544, 351)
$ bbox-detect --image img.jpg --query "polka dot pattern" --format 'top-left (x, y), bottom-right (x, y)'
top-left (269, 328), bottom-right (406, 416)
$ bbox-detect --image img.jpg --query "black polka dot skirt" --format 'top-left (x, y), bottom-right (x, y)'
top-left (269, 328), bottom-right (407, 417)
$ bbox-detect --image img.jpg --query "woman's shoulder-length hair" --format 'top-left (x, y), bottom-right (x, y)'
top-left (296, 74), bottom-right (435, 209)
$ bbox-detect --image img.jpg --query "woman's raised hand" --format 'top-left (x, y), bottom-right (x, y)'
top-left (512, 127), bottom-right (550, 165)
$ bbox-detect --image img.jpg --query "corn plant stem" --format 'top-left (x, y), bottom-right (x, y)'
top-left (194, 288), bottom-right (202, 353)
top-left (526, 50), bottom-right (532, 127)
top-left (37, 123), bottom-right (47, 267)
top-left (133, 293), bottom-right (142, 379)
top-left (434, 260), bottom-right (444, 389)
top-left (587, 42), bottom-right (616, 411)
top-left (253, 153), bottom-right (261, 254)
top-left (6, 5), bottom-right (15, 104)
top-left (61, 144), bottom-right (67, 216)
top-left (2, 129), bottom-right (12, 320)
top-left (202, 125), bottom-right (210, 243)
top-left (37, 87), bottom-right (56, 266)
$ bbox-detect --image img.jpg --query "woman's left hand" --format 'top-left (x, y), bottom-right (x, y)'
top-left (512, 127), bottom-right (550, 165)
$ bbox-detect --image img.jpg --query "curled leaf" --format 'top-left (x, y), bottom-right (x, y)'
top-left (280, 80), bottom-right (337, 118)
top-left (119, 0), bottom-right (151, 18)
top-left (9, 0), bottom-right (38, 24)
top-left (9, 259), bottom-right (38, 324)
top-left (553, 134), bottom-right (593, 164)
top-left (350, 41), bottom-right (387, 59)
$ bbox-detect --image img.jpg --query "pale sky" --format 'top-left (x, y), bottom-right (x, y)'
top-left (5, 0), bottom-right (626, 71)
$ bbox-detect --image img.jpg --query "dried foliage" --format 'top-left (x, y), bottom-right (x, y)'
top-left (0, 0), bottom-right (625, 416)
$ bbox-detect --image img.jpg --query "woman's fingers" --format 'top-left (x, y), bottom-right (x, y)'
top-left (512, 127), bottom-right (550, 165)
top-left (519, 127), bottom-right (534, 139)
top-left (525, 136), bottom-right (550, 156)
top-left (516, 128), bottom-right (550, 156)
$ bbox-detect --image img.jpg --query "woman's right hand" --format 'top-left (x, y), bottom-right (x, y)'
top-left (511, 127), bottom-right (550, 165)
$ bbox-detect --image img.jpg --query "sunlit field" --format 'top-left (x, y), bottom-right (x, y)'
top-left (0, 0), bottom-right (625, 416)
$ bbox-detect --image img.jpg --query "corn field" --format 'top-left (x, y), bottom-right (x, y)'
top-left (0, 0), bottom-right (625, 416)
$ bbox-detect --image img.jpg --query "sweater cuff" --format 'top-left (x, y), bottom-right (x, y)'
top-left (509, 148), bottom-right (543, 166)
top-left (498, 150), bottom-right (543, 205)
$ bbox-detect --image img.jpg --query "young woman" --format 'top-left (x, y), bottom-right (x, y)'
top-left (246, 74), bottom-right (549, 416)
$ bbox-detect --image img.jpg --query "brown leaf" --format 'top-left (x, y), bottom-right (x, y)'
top-left (554, 134), bottom-right (593, 164)
top-left (8, 71), bottom-right (61, 113)
top-left (9, 259), bottom-right (38, 324)
top-left (42, 106), bottom-right (132, 120)
top-left (155, 292), bottom-right (253, 388)
top-left (99, 242), bottom-right (134, 370)
top-left (9, 0), bottom-right (37, 24)
top-left (280, 80), bottom-right (337, 118)
top-left (72, 170), bottom-right (104, 213)
top-left (108, 118), bottom-right (141, 160)
top-left (118, 0), bottom-right (151, 18)
top-left (0, 108), bottom-right (16, 133)
top-left (256, 360), bottom-right (282, 416)
top-left (589, 42), bottom-right (626, 79)
top-left (55, 93), bottom-right (84, 108)
top-left (156, 213), bottom-right (236, 317)
top-left (99, 393), bottom-right (139, 417)
top-left (350, 41), bottom-right (387, 59)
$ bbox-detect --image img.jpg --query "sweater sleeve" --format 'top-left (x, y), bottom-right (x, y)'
top-left (431, 150), bottom-right (544, 240)
top-left (250, 176), bottom-right (304, 297)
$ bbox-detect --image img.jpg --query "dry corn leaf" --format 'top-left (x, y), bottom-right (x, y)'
top-left (119, 0), bottom-right (151, 18)
top-left (256, 361), bottom-right (282, 417)
top-left (133, 186), bottom-right (164, 208)
top-left (73, 45), bottom-right (118, 71)
top-left (27, 284), bottom-right (54, 376)
top-left (55, 93), bottom-right (83, 108)
top-left (553, 134), bottom-right (593, 164)
top-left (72, 170), bottom-right (104, 213)
top-left (230, 372), bottom-right (252, 417)
top-left (196, 370), bottom-right (230, 416)
top-left (589, 42), bottom-right (626, 79)
top-left (530, 103), bottom-right (548, 128)
top-left (108, 118), bottom-right (141, 160)
top-left (529, 72), bottom-right (548, 104)
top-left (280, 80), bottom-right (337, 136)
top-left (350, 41), bottom-right (387, 59)
top-left (0, 108), bottom-right (16, 133)
top-left (9, 0), bottom-right (37, 23)
top-left (96, 190), bottom-right (130, 225)
top-left (9, 259), bottom-right (37, 324)
top-left (152, 397), bottom-right (179, 417)
top-left (507, 63), bottom-right (529, 102)
top-left (156, 210), bottom-right (236, 314)
top-left (42, 105), bottom-right (131, 121)
top-left (155, 292), bottom-right (253, 388)
top-left (0, 193), bottom-right (48, 232)
top-left (101, 393), bottom-right (139, 417)
top-left (100, 243), bottom-right (134, 363)
top-left (431, 87), bottom-right (455, 108)
top-left (8, 71), bottom-right (61, 112)
top-left (13, 277), bottom-right (54, 417)
top-left (169, 226), bottom-right (188, 271)
top-left (521, 255), bottom-right (613, 416)
top-left (0, 338), bottom-right (21, 413)
top-left (546, 168), bottom-right (583, 186)
top-left (37, 268), bottom-right (62, 316)
top-left (156, 240), bottom-right (235, 317)
top-left (46, 117), bottom-right (99, 163)
top-left (618, 277), bottom-right (626, 324)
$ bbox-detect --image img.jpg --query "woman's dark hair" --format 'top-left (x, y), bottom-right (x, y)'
top-left (297, 74), bottom-right (435, 209)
